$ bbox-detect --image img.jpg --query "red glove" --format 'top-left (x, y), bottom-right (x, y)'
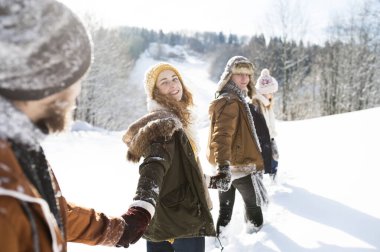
top-left (116, 206), bottom-right (151, 248)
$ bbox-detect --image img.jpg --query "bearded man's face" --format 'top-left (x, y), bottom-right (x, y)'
top-left (36, 82), bottom-right (80, 134)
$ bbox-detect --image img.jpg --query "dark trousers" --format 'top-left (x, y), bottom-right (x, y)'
top-left (216, 174), bottom-right (263, 235)
top-left (147, 237), bottom-right (205, 252)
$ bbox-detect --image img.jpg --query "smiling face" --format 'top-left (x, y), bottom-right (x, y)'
top-left (231, 73), bottom-right (250, 91)
top-left (155, 69), bottom-right (183, 101)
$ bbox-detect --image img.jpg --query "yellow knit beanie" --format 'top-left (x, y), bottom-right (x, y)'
top-left (144, 62), bottom-right (185, 99)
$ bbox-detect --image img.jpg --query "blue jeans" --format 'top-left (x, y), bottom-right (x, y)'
top-left (147, 237), bottom-right (205, 252)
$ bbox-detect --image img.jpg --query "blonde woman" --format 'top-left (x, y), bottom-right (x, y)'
top-left (253, 68), bottom-right (280, 180)
top-left (122, 63), bottom-right (215, 251)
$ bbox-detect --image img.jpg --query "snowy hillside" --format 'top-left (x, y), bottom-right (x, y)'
top-left (42, 45), bottom-right (380, 252)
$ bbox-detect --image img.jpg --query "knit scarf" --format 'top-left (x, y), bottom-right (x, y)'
top-left (251, 171), bottom-right (269, 207)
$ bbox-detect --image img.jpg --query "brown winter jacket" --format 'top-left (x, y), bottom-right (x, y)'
top-left (0, 140), bottom-right (125, 252)
top-left (207, 92), bottom-right (264, 171)
top-left (123, 110), bottom-right (216, 242)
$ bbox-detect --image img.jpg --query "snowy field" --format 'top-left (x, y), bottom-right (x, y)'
top-left (42, 48), bottom-right (380, 251)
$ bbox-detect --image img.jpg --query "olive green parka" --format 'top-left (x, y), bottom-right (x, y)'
top-left (123, 108), bottom-right (215, 242)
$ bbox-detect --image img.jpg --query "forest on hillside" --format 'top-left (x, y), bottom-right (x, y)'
top-left (74, 0), bottom-right (380, 130)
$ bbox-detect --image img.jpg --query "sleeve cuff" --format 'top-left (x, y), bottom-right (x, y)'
top-left (129, 200), bottom-right (155, 217)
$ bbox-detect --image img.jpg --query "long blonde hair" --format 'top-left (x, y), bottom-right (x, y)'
top-left (152, 84), bottom-right (193, 128)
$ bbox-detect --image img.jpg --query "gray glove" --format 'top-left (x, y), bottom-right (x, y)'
top-left (208, 165), bottom-right (232, 192)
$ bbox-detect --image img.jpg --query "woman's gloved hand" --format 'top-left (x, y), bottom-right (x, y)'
top-left (116, 206), bottom-right (151, 248)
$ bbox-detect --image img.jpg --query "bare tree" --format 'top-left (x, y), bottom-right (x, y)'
top-left (74, 17), bottom-right (146, 130)
top-left (319, 0), bottom-right (380, 115)
top-left (264, 0), bottom-right (311, 120)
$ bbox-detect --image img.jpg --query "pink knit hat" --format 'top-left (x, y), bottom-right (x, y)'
top-left (255, 69), bottom-right (278, 94)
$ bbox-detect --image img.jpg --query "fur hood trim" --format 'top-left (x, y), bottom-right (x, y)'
top-left (122, 110), bottom-right (182, 163)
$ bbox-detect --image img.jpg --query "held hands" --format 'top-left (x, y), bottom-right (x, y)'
top-left (116, 207), bottom-right (151, 248)
top-left (208, 165), bottom-right (232, 192)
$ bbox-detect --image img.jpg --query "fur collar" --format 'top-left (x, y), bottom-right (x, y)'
top-left (0, 96), bottom-right (45, 149)
top-left (122, 109), bottom-right (183, 163)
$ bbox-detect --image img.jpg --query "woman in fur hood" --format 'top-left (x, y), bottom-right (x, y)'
top-left (122, 63), bottom-right (215, 251)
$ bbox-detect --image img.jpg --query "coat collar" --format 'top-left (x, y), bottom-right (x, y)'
top-left (0, 96), bottom-right (45, 150)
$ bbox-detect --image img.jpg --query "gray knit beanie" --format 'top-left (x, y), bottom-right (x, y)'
top-left (0, 0), bottom-right (92, 100)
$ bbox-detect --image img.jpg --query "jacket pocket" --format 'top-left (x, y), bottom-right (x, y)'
top-left (161, 184), bottom-right (188, 208)
top-left (232, 132), bottom-right (244, 163)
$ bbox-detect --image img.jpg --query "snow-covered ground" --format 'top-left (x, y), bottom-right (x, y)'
top-left (42, 45), bottom-right (380, 252)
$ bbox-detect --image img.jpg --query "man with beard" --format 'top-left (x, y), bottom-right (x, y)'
top-left (0, 0), bottom-right (150, 251)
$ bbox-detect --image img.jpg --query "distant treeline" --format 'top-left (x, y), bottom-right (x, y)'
top-left (75, 0), bottom-right (379, 130)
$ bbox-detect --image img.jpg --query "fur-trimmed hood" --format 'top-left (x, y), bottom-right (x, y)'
top-left (122, 110), bottom-right (182, 162)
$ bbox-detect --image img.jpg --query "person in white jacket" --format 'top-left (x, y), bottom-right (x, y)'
top-left (252, 69), bottom-right (280, 180)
